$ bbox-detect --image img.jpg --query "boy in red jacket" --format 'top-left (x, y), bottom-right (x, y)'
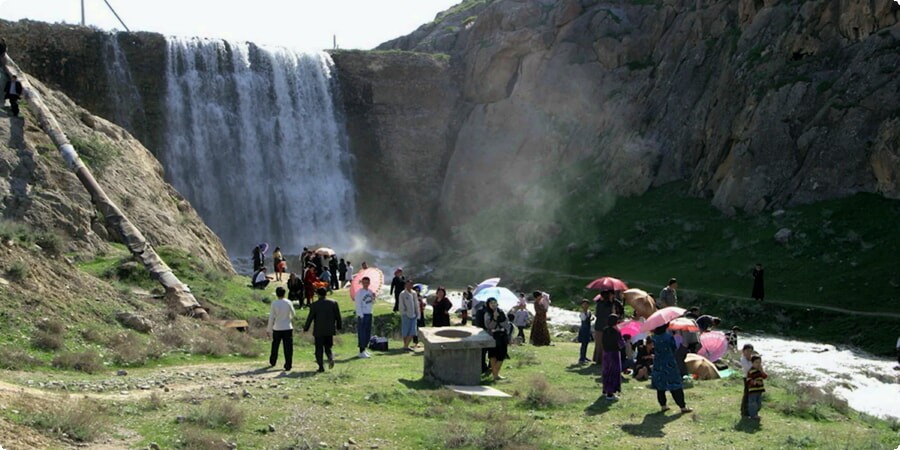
top-left (746, 355), bottom-right (768, 420)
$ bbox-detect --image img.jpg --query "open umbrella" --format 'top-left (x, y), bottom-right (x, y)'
top-left (698, 331), bottom-right (728, 362)
top-left (473, 278), bottom-right (500, 295)
top-left (640, 306), bottom-right (686, 332)
top-left (314, 247), bottom-right (336, 256)
top-left (413, 283), bottom-right (430, 296)
top-left (617, 320), bottom-right (647, 343)
top-left (685, 353), bottom-right (720, 380)
top-left (473, 286), bottom-right (519, 312)
top-left (349, 267), bottom-right (384, 300)
top-left (586, 276), bottom-right (628, 291)
top-left (668, 317), bottom-right (700, 333)
top-left (258, 243), bottom-right (269, 254)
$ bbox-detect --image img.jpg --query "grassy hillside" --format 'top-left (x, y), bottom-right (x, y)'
top-left (440, 171), bottom-right (900, 355)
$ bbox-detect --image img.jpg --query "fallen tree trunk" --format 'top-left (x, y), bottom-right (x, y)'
top-left (2, 56), bottom-right (208, 320)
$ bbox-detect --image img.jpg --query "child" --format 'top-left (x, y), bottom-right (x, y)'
top-left (621, 334), bottom-right (635, 374)
top-left (634, 337), bottom-right (654, 381)
top-left (513, 305), bottom-right (530, 344)
top-left (740, 344), bottom-right (754, 417)
top-left (576, 299), bottom-right (593, 363)
top-left (746, 355), bottom-right (768, 420)
top-left (601, 314), bottom-right (624, 401)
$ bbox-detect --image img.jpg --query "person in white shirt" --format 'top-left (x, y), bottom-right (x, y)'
top-left (252, 267), bottom-right (271, 289)
top-left (354, 277), bottom-right (376, 358)
top-left (267, 287), bottom-right (296, 371)
top-left (398, 280), bottom-right (420, 351)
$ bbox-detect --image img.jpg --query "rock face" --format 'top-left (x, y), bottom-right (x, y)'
top-left (370, 0), bottom-right (900, 235)
top-left (0, 73), bottom-right (233, 273)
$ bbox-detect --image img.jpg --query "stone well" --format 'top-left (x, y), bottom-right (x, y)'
top-left (418, 326), bottom-right (496, 386)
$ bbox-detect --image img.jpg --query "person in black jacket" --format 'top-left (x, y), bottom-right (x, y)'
top-left (432, 287), bottom-right (452, 327)
top-left (338, 258), bottom-right (348, 288)
top-left (389, 268), bottom-right (406, 312)
top-left (303, 287), bottom-right (342, 372)
top-left (328, 256), bottom-right (339, 290)
top-left (4, 74), bottom-right (23, 117)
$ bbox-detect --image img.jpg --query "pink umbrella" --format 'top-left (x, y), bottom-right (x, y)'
top-left (586, 276), bottom-right (628, 291)
top-left (350, 267), bottom-right (384, 300)
top-left (640, 306), bottom-right (686, 332)
top-left (617, 320), bottom-right (647, 343)
top-left (698, 331), bottom-right (728, 362)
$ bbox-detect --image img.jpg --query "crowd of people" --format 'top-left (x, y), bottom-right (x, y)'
top-left (258, 244), bottom-right (769, 420)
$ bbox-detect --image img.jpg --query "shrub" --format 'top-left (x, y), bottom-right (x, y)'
top-left (34, 230), bottom-right (65, 256)
top-left (52, 350), bottom-right (103, 374)
top-left (445, 410), bottom-right (538, 449)
top-left (224, 329), bottom-right (262, 357)
top-left (70, 135), bottom-right (120, 172)
top-left (108, 331), bottom-right (164, 366)
top-left (81, 327), bottom-right (108, 344)
top-left (191, 327), bottom-right (230, 356)
top-left (36, 318), bottom-right (67, 334)
top-left (0, 346), bottom-right (44, 369)
top-left (522, 375), bottom-right (570, 409)
top-left (179, 428), bottom-right (232, 450)
top-left (0, 220), bottom-right (30, 243)
top-left (6, 261), bottom-right (30, 281)
top-left (21, 397), bottom-right (107, 442)
top-left (188, 399), bottom-right (245, 430)
top-left (31, 330), bottom-right (64, 351)
top-left (143, 392), bottom-right (164, 411)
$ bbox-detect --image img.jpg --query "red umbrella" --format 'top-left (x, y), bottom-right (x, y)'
top-left (350, 267), bottom-right (384, 300)
top-left (586, 276), bottom-right (628, 291)
top-left (668, 317), bottom-right (700, 332)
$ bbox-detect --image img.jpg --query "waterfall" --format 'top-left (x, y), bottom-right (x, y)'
top-left (101, 32), bottom-right (143, 130)
top-left (162, 37), bottom-right (357, 261)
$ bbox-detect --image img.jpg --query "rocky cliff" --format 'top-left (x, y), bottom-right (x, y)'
top-left (370, 0), bottom-right (900, 237)
top-left (0, 71), bottom-right (233, 274)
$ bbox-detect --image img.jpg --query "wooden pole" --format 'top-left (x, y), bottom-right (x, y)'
top-left (2, 55), bottom-right (208, 320)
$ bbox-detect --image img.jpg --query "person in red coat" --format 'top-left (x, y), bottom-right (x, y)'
top-left (302, 263), bottom-right (318, 307)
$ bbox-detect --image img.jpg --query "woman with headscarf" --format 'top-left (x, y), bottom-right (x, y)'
top-left (529, 291), bottom-right (551, 346)
top-left (650, 324), bottom-right (693, 414)
top-left (481, 297), bottom-right (509, 381)
top-left (303, 263), bottom-right (318, 307)
top-left (252, 243), bottom-right (267, 272)
top-left (432, 287), bottom-right (452, 327)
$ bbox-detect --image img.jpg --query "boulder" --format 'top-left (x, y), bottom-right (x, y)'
top-left (774, 228), bottom-right (793, 245)
top-left (116, 312), bottom-right (153, 333)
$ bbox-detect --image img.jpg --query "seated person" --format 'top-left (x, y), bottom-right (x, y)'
top-left (633, 337), bottom-right (654, 381)
top-left (696, 315), bottom-right (721, 332)
top-left (252, 267), bottom-right (272, 289)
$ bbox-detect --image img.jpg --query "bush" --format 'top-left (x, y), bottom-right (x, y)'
top-left (21, 397), bottom-right (107, 442)
top-left (0, 347), bottom-right (44, 369)
top-left (52, 350), bottom-right (103, 374)
top-left (6, 261), bottom-right (30, 281)
top-left (521, 375), bottom-right (570, 409)
top-left (224, 330), bottom-right (262, 357)
top-left (445, 411), bottom-right (538, 449)
top-left (188, 399), bottom-right (245, 430)
top-left (143, 392), bottom-right (164, 412)
top-left (0, 220), bottom-right (31, 243)
top-left (36, 318), bottom-right (67, 334)
top-left (31, 330), bottom-right (64, 351)
top-left (179, 428), bottom-right (232, 450)
top-left (35, 230), bottom-right (64, 256)
top-left (191, 327), bottom-right (231, 356)
top-left (108, 331), bottom-right (164, 366)
top-left (81, 328), bottom-right (108, 344)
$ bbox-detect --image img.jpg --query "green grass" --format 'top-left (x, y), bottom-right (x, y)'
top-left (2, 294), bottom-right (896, 448)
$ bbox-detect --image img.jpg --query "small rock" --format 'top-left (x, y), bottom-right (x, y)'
top-left (149, 443), bottom-right (161, 450)
top-left (282, 394), bottom-right (289, 399)
top-left (176, 416), bottom-right (186, 424)
top-left (138, 385), bottom-right (150, 390)
top-left (774, 228), bottom-right (792, 245)
top-left (772, 209), bottom-right (786, 218)
top-left (117, 370), bottom-right (128, 376)
top-left (318, 442), bottom-right (329, 448)
top-left (164, 387), bottom-right (170, 392)
top-left (120, 391), bottom-right (129, 395)
top-left (268, 424), bottom-right (276, 432)
top-left (348, 438), bottom-right (357, 445)
top-left (242, 389), bottom-right (252, 398)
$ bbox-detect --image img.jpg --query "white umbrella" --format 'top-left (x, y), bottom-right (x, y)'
top-left (314, 247), bottom-right (336, 256)
top-left (472, 277), bottom-right (500, 295)
top-left (473, 286), bottom-right (519, 312)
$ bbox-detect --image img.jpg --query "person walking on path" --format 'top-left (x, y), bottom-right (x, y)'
top-left (303, 287), bottom-right (342, 372)
top-left (529, 291), bottom-right (551, 346)
top-left (593, 290), bottom-right (620, 363)
top-left (399, 280), bottom-right (420, 351)
top-left (354, 276), bottom-right (376, 358)
top-left (390, 268), bottom-right (406, 312)
top-left (4, 74), bottom-right (23, 117)
top-left (432, 287), bottom-right (452, 327)
top-left (745, 355), bottom-right (768, 420)
top-left (272, 247), bottom-right (285, 281)
top-left (329, 256), bottom-right (339, 290)
top-left (658, 278), bottom-right (678, 308)
top-left (482, 297), bottom-right (509, 381)
top-left (751, 264), bottom-right (765, 301)
top-left (577, 299), bottom-right (593, 363)
top-left (601, 314), bottom-right (625, 401)
top-left (267, 287), bottom-right (295, 371)
top-left (650, 324), bottom-right (693, 414)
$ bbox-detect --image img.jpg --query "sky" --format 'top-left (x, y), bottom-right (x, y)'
top-left (0, 0), bottom-right (461, 51)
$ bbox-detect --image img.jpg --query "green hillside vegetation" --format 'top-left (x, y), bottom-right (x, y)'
top-left (442, 167), bottom-right (900, 355)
